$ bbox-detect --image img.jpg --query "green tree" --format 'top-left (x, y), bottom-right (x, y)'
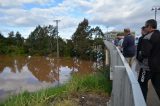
top-left (65, 39), bottom-right (74, 57)
top-left (90, 26), bottom-right (104, 46)
top-left (91, 26), bottom-right (104, 38)
top-left (8, 31), bottom-right (16, 45)
top-left (58, 37), bottom-right (67, 57)
top-left (0, 31), bottom-right (26, 55)
top-left (26, 25), bottom-right (59, 56)
top-left (92, 27), bottom-right (105, 61)
top-left (26, 25), bottom-right (49, 55)
top-left (0, 32), bottom-right (4, 39)
top-left (15, 31), bottom-right (24, 47)
top-left (72, 18), bottom-right (92, 59)
top-left (0, 33), bottom-right (7, 54)
top-left (47, 25), bottom-right (57, 54)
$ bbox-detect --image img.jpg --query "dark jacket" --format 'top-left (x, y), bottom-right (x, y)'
top-left (136, 35), bottom-right (145, 62)
top-left (114, 39), bottom-right (119, 46)
top-left (141, 30), bottom-right (160, 72)
top-left (122, 34), bottom-right (135, 57)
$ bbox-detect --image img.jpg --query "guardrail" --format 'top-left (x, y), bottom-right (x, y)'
top-left (104, 40), bottom-right (146, 106)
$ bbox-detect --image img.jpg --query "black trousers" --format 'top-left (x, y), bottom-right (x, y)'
top-left (138, 68), bottom-right (160, 101)
top-left (151, 72), bottom-right (160, 100)
top-left (138, 68), bottom-right (151, 101)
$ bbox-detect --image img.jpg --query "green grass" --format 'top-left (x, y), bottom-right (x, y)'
top-left (0, 67), bottom-right (112, 106)
top-left (67, 68), bottom-right (112, 93)
top-left (0, 86), bottom-right (67, 106)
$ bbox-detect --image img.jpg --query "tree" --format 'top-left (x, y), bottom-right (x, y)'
top-left (71, 18), bottom-right (92, 59)
top-left (8, 31), bottom-right (15, 45)
top-left (47, 25), bottom-right (57, 53)
top-left (58, 37), bottom-right (67, 57)
top-left (0, 33), bottom-right (6, 54)
top-left (26, 25), bottom-right (58, 56)
top-left (90, 26), bottom-right (104, 46)
top-left (8, 31), bottom-right (14, 38)
top-left (91, 26), bottom-right (104, 38)
top-left (0, 32), bottom-right (4, 39)
top-left (26, 25), bottom-right (48, 55)
top-left (15, 31), bottom-right (24, 47)
top-left (65, 39), bottom-right (74, 57)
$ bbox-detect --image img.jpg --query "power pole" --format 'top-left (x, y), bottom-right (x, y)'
top-left (152, 6), bottom-right (160, 21)
top-left (53, 20), bottom-right (60, 58)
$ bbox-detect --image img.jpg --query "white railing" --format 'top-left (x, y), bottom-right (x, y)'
top-left (104, 40), bottom-right (146, 106)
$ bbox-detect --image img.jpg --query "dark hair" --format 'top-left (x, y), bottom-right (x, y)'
top-left (117, 33), bottom-right (121, 36)
top-left (124, 28), bottom-right (130, 33)
top-left (141, 26), bottom-right (146, 30)
top-left (145, 19), bottom-right (157, 29)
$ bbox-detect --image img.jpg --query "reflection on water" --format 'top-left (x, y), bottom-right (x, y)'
top-left (0, 55), bottom-right (95, 100)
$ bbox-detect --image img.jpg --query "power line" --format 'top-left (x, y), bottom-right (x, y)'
top-left (53, 20), bottom-right (60, 58)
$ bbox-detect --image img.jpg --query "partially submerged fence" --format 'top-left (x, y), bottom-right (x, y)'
top-left (104, 40), bottom-right (146, 106)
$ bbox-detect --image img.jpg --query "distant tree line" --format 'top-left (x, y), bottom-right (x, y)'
top-left (0, 19), bottom-right (105, 60)
top-left (0, 31), bottom-right (25, 55)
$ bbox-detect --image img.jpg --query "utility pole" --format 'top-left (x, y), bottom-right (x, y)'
top-left (53, 20), bottom-right (60, 86)
top-left (53, 20), bottom-right (60, 58)
top-left (152, 6), bottom-right (160, 21)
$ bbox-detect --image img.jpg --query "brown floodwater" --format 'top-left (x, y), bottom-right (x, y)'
top-left (0, 55), bottom-right (96, 100)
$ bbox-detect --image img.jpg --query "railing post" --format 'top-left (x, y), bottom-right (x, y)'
top-left (105, 49), bottom-right (109, 66)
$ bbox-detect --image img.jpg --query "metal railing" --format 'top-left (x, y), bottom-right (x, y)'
top-left (104, 40), bottom-right (146, 106)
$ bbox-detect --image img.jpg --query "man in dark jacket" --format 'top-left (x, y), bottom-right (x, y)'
top-left (136, 26), bottom-right (147, 62)
top-left (122, 28), bottom-right (135, 66)
top-left (137, 26), bottom-right (150, 101)
top-left (140, 19), bottom-right (160, 100)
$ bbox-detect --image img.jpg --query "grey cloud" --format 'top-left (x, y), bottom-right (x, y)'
top-left (0, 5), bottom-right (72, 27)
top-left (0, 0), bottom-right (83, 28)
top-left (0, 0), bottom-right (54, 8)
top-left (0, 0), bottom-right (160, 38)
top-left (85, 0), bottom-right (160, 33)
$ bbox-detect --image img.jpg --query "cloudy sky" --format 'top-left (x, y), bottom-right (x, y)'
top-left (0, 0), bottom-right (160, 39)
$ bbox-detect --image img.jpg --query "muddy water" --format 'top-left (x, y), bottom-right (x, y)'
top-left (0, 55), bottom-right (96, 100)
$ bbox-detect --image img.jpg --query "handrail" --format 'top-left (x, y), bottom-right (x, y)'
top-left (104, 40), bottom-right (146, 106)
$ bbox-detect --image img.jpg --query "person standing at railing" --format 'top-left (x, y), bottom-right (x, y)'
top-left (140, 19), bottom-right (160, 100)
top-left (114, 33), bottom-right (124, 52)
top-left (136, 26), bottom-right (147, 61)
top-left (118, 35), bottom-right (124, 53)
top-left (122, 28), bottom-right (136, 66)
top-left (114, 34), bottom-right (120, 46)
top-left (137, 26), bottom-right (150, 101)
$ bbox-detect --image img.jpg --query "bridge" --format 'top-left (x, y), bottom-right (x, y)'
top-left (104, 40), bottom-right (160, 106)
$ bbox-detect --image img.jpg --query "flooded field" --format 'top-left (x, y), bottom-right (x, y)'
top-left (0, 55), bottom-right (96, 100)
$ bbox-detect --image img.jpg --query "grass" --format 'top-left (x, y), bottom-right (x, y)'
top-left (0, 86), bottom-right (67, 106)
top-left (67, 67), bottom-right (111, 93)
top-left (0, 67), bottom-right (112, 106)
